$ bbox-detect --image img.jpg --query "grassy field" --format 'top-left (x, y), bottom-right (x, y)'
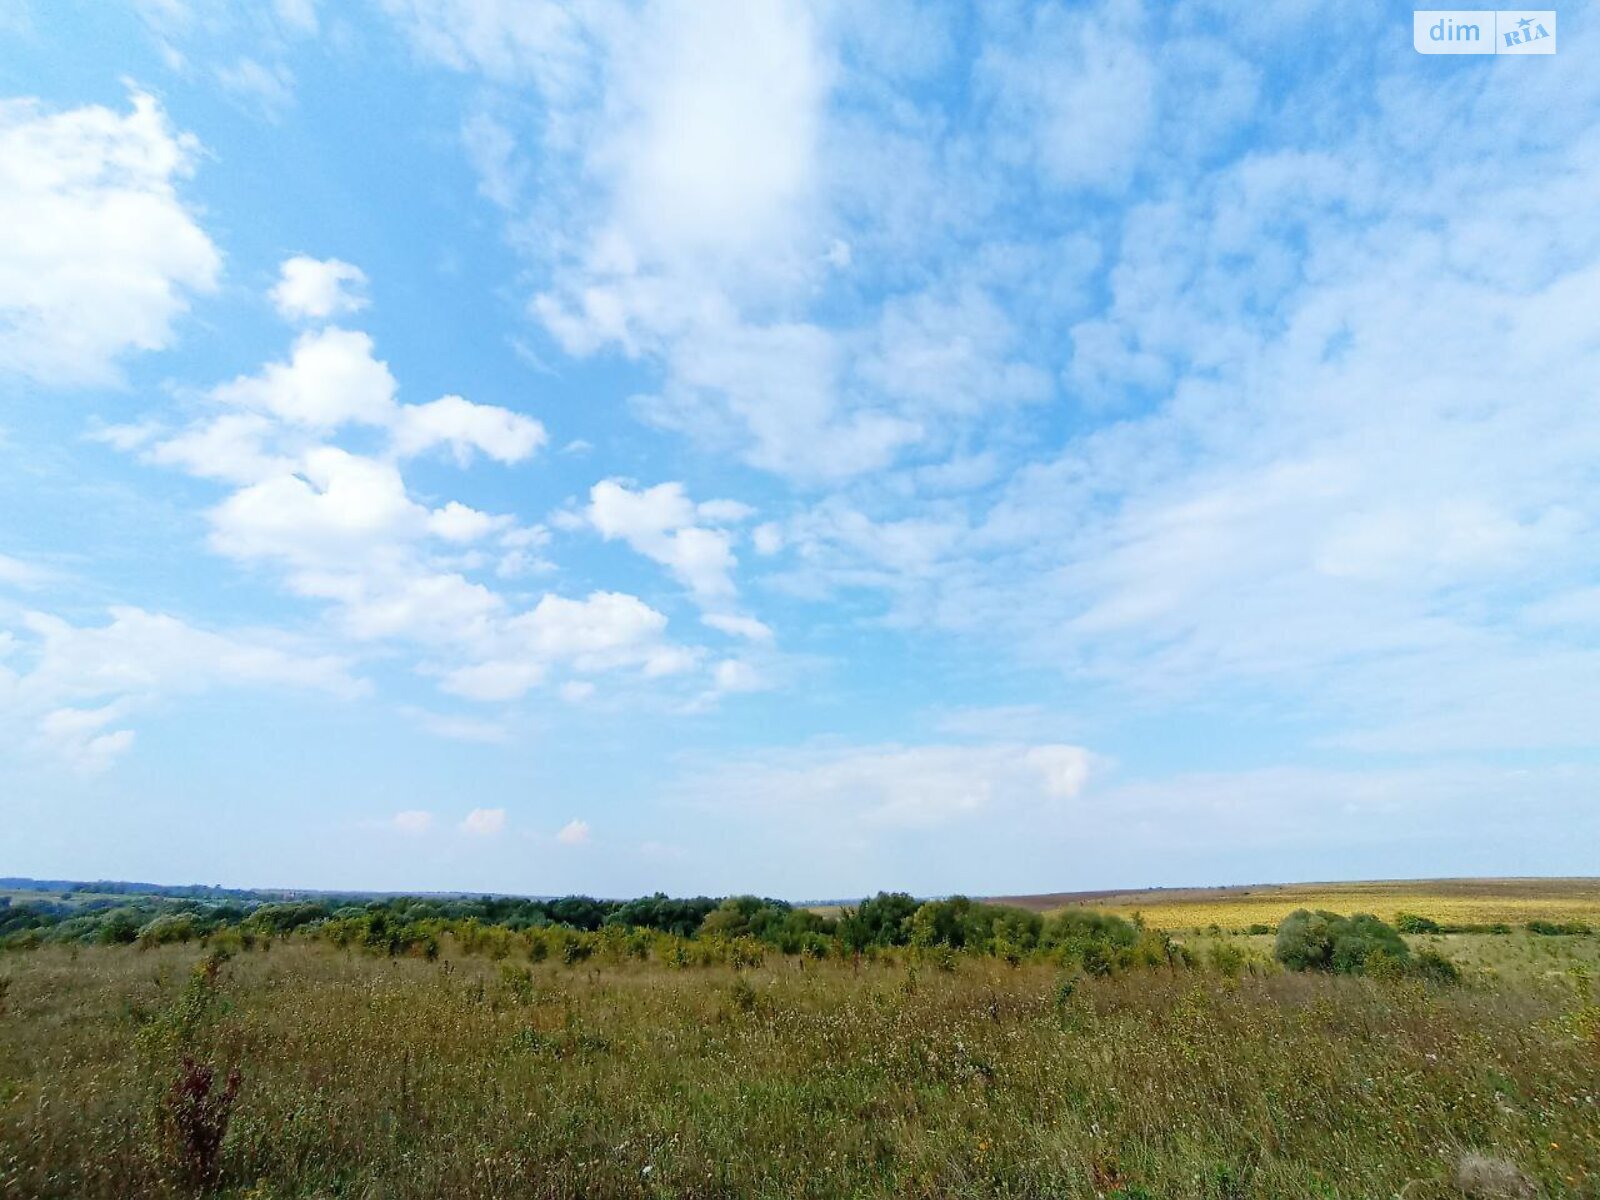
top-left (2, 937), bottom-right (1598, 1199)
top-left (992, 878), bottom-right (1600, 932)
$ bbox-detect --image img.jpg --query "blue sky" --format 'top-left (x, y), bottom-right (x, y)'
top-left (2, 1), bottom-right (1597, 898)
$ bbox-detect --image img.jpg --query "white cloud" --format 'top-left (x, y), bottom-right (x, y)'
top-left (438, 590), bottom-right (691, 702)
top-left (273, 0), bottom-right (318, 36)
top-left (440, 658), bottom-right (544, 703)
top-left (0, 606), bottom-right (362, 769)
top-left (0, 552), bottom-right (56, 589)
top-left (210, 447), bottom-right (424, 565)
top-left (190, 327), bottom-right (543, 474)
top-left (519, 590), bottom-right (669, 660)
top-left (214, 328), bottom-right (397, 429)
top-left (585, 479), bottom-right (744, 603)
top-left (143, 413), bottom-right (298, 484)
top-left (679, 740), bottom-right (1098, 831)
top-left (107, 307), bottom-right (727, 710)
top-left (271, 256), bottom-right (369, 320)
top-left (0, 91), bottom-right (219, 386)
top-left (10, 607), bottom-right (362, 704)
top-left (461, 806), bottom-right (506, 835)
top-left (1025, 744), bottom-right (1093, 800)
top-left (392, 809), bottom-right (434, 834)
top-left (977, 2), bottom-right (1156, 193)
top-left (404, 0), bottom-right (942, 482)
top-left (556, 817), bottom-right (589, 845)
top-left (711, 658), bottom-right (767, 694)
top-left (37, 705), bottom-right (137, 774)
top-left (460, 111), bottom-right (525, 209)
top-left (752, 56), bottom-right (1600, 761)
top-left (605, 0), bottom-right (824, 261)
top-left (392, 394), bottom-right (546, 464)
top-left (751, 523), bottom-right (783, 555)
top-left (427, 501), bottom-right (508, 543)
top-left (702, 613), bottom-right (772, 642)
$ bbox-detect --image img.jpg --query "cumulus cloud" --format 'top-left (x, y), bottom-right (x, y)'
top-left (210, 447), bottom-right (425, 565)
top-left (95, 297), bottom-right (694, 712)
top-left (585, 480), bottom-right (747, 603)
top-left (270, 256), bottom-right (369, 320)
top-left (392, 394), bottom-right (547, 464)
top-left (556, 818), bottom-right (589, 845)
top-left (0, 91), bottom-right (219, 386)
top-left (437, 590), bottom-right (694, 701)
top-left (214, 328), bottom-right (397, 429)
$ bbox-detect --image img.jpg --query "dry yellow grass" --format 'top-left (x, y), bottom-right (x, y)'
top-left (994, 878), bottom-right (1600, 931)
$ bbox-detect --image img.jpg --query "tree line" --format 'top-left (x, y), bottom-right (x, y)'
top-left (1, 888), bottom-right (1191, 971)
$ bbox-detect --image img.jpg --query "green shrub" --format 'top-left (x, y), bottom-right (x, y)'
top-left (1274, 910), bottom-right (1409, 975)
top-left (1413, 948), bottom-right (1461, 985)
top-left (1043, 909), bottom-right (1139, 974)
top-left (1395, 912), bottom-right (1440, 934)
top-left (1209, 941), bottom-right (1248, 978)
top-left (1527, 920), bottom-right (1591, 936)
top-left (136, 914), bottom-right (200, 948)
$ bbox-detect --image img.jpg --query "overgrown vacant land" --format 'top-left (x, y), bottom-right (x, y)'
top-left (2, 884), bottom-right (1598, 1198)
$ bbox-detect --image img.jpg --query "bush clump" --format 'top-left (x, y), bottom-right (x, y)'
top-left (1273, 910), bottom-right (1410, 975)
top-left (1526, 919), bottom-right (1591, 936)
top-left (1395, 912), bottom-right (1441, 934)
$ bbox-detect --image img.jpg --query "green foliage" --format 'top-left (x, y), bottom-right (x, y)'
top-left (95, 906), bottom-right (143, 945)
top-left (837, 891), bottom-right (919, 949)
top-left (1208, 940), bottom-right (1248, 978)
top-left (1395, 912), bottom-right (1441, 934)
top-left (1413, 948), bottom-right (1462, 985)
top-left (1274, 910), bottom-right (1410, 975)
top-left (1527, 919), bottom-right (1592, 936)
top-left (603, 892), bottom-right (718, 937)
top-left (136, 913), bottom-right (200, 948)
top-left (1042, 908), bottom-right (1148, 975)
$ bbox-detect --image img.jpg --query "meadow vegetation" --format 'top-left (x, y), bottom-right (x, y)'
top-left (1, 884), bottom-right (1597, 1198)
